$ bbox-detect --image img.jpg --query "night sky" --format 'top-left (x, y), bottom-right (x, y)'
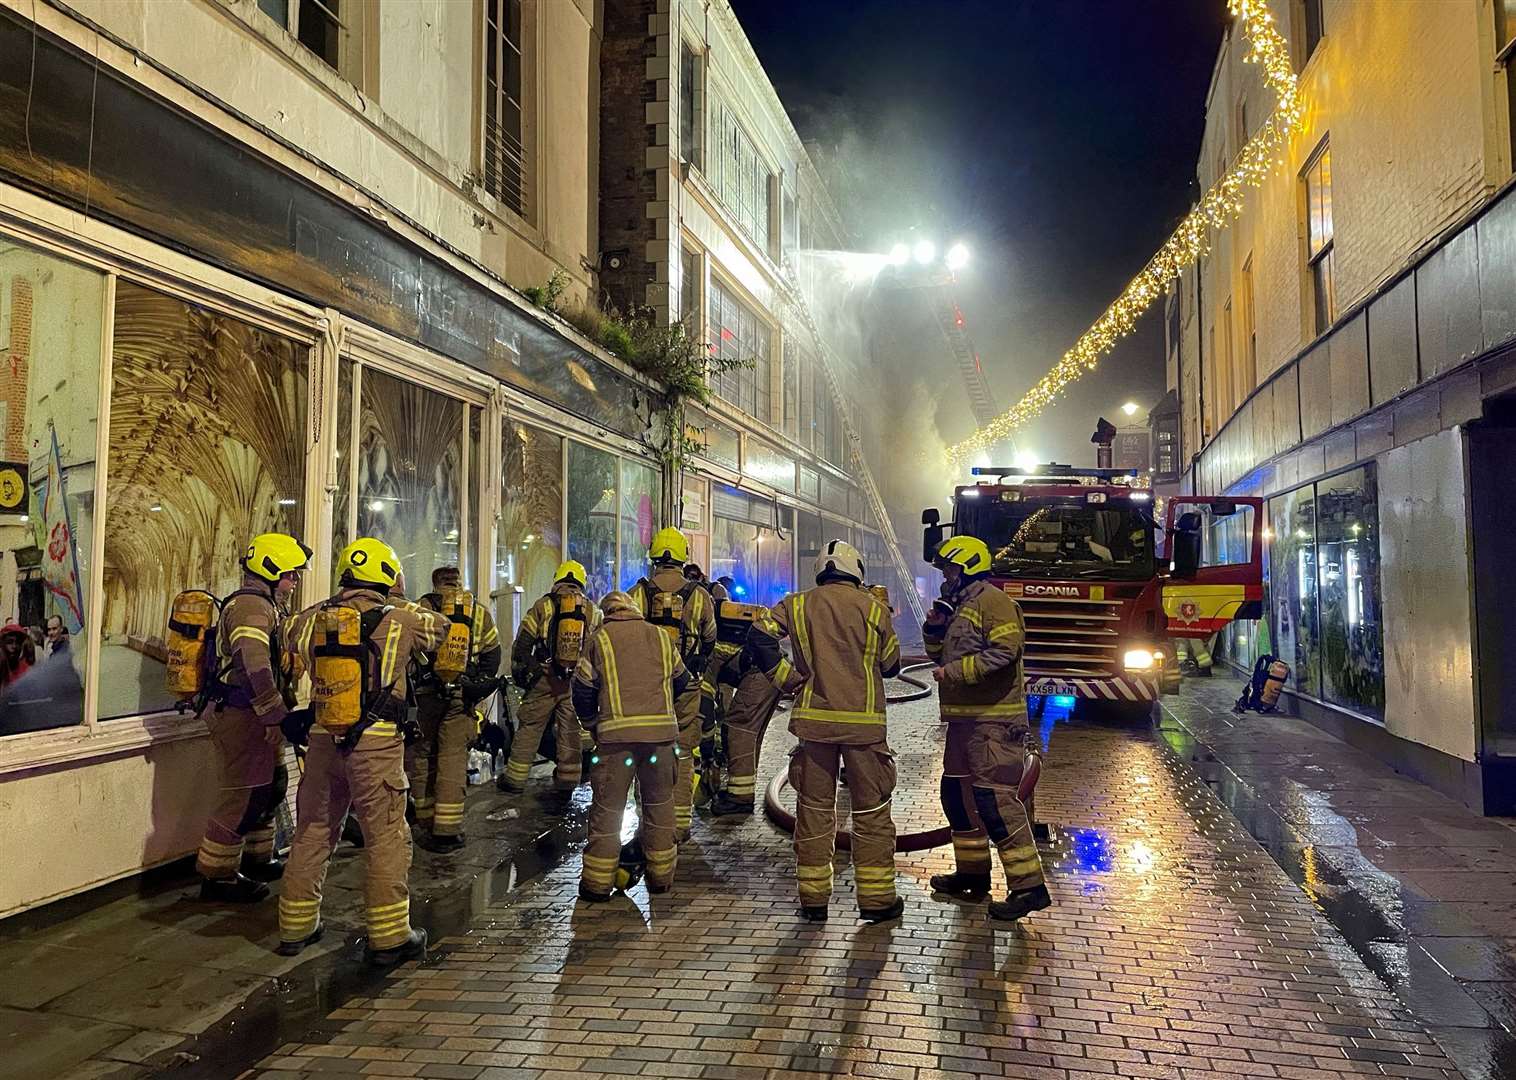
top-left (729, 0), bottom-right (1228, 465)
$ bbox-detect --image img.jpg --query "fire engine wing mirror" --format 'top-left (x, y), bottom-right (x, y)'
top-left (923, 522), bottom-right (945, 564)
top-left (921, 508), bottom-right (941, 526)
top-left (1209, 499), bottom-right (1238, 517)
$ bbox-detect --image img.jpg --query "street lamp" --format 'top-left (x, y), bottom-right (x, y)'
top-left (945, 243), bottom-right (970, 271)
top-left (1121, 401), bottom-right (1140, 417)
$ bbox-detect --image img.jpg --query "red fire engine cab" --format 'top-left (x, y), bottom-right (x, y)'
top-left (922, 465), bottom-right (1264, 717)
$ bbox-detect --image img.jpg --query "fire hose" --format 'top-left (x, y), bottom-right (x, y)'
top-left (761, 658), bottom-right (1041, 852)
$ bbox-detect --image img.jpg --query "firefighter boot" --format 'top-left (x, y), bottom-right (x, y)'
top-left (366, 927), bottom-right (427, 967)
top-left (414, 829), bottom-right (466, 855)
top-left (988, 884), bottom-right (1052, 923)
top-left (241, 855), bottom-right (286, 882)
top-left (708, 790), bottom-right (754, 817)
top-left (578, 883), bottom-right (613, 904)
top-left (929, 872), bottom-right (991, 901)
top-left (613, 839), bottom-right (646, 895)
top-left (200, 873), bottom-right (270, 904)
top-left (275, 922), bottom-right (325, 957)
top-left (801, 905), bottom-right (829, 923)
top-left (860, 897), bottom-right (905, 924)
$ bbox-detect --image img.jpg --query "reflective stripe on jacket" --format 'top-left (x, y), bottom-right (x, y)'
top-left (767, 581), bottom-right (900, 745)
top-left (219, 573), bottom-right (287, 723)
top-left (628, 567), bottom-right (716, 668)
top-left (928, 578), bottom-right (1028, 723)
top-left (571, 609), bottom-right (689, 743)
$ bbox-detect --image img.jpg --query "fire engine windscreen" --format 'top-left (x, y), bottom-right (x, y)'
top-left (958, 497), bottom-right (1155, 581)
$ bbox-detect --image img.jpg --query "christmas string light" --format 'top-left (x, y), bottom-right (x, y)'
top-left (947, 0), bottom-right (1302, 463)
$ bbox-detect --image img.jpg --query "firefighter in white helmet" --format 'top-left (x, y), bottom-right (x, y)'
top-left (925, 535), bottom-right (1050, 923)
top-left (627, 527), bottom-right (715, 841)
top-left (749, 539), bottom-right (902, 923)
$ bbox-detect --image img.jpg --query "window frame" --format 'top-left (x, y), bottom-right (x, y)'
top-left (479, 0), bottom-right (529, 219)
top-left (1302, 142), bottom-right (1337, 335)
top-left (679, 40), bottom-right (704, 170)
top-left (255, 0), bottom-right (373, 88)
top-left (707, 273), bottom-right (775, 425)
top-left (1294, 0), bottom-right (1325, 69)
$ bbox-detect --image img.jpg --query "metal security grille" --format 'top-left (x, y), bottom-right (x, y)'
top-left (483, 0), bottom-right (526, 216)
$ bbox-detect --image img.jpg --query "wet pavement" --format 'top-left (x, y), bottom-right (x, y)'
top-left (1156, 674), bottom-right (1516, 1080)
top-left (0, 763), bottom-right (593, 1080)
top-left (236, 686), bottom-right (1464, 1080)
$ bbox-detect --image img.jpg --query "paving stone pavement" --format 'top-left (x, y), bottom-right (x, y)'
top-left (246, 687), bottom-right (1466, 1080)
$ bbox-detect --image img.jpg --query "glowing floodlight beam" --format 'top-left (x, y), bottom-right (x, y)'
top-left (946, 243), bottom-right (970, 270)
top-left (887, 243), bottom-right (910, 266)
top-left (1122, 401), bottom-right (1140, 417)
top-left (912, 239), bottom-right (936, 265)
top-left (1014, 450), bottom-right (1040, 473)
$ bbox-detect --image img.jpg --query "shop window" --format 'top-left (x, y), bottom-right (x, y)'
top-left (619, 458), bottom-right (662, 591)
top-left (796, 509), bottom-right (822, 586)
top-left (1315, 467), bottom-right (1385, 717)
top-left (0, 243), bottom-right (105, 736)
top-left (100, 281), bottom-right (307, 721)
top-left (498, 422), bottom-right (562, 635)
top-left (711, 515), bottom-right (759, 602)
top-left (756, 522), bottom-right (794, 606)
top-left (354, 367), bottom-right (466, 596)
top-left (1268, 485), bottom-right (1319, 696)
top-left (566, 440), bottom-right (618, 599)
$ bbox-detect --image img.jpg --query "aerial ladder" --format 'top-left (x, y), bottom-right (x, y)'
top-left (931, 288), bottom-right (1001, 430)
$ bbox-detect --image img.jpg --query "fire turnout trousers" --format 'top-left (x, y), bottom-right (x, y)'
top-left (196, 704), bottom-right (287, 880)
top-left (961, 722), bottom-right (1044, 893)
top-left (790, 740), bottom-right (897, 912)
top-left (939, 722), bottom-right (993, 881)
top-left (503, 680), bottom-right (583, 789)
top-left (723, 670), bottom-right (782, 805)
top-left (581, 742), bottom-right (678, 894)
top-left (672, 686), bottom-right (702, 835)
top-left (278, 731), bottom-right (414, 951)
top-left (1171, 634), bottom-right (1214, 670)
top-left (407, 692), bottom-right (471, 837)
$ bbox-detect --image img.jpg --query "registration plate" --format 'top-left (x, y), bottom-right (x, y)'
top-left (1027, 681), bottom-right (1078, 697)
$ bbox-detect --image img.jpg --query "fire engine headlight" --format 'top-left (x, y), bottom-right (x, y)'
top-left (1123, 649), bottom-right (1157, 671)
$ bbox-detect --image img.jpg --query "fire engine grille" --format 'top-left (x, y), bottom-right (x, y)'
top-left (1016, 595), bottom-right (1123, 680)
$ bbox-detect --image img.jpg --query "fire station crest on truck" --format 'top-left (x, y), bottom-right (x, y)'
top-left (1177, 600), bottom-right (1201, 624)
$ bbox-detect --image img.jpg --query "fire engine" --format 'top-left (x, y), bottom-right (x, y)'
top-left (922, 465), bottom-right (1264, 717)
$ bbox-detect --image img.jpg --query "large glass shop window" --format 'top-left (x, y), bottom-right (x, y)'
top-left (355, 367), bottom-right (465, 597)
top-left (100, 281), bottom-right (307, 721)
top-left (1268, 486), bottom-right (1319, 697)
top-left (566, 440), bottom-right (618, 599)
top-left (0, 243), bottom-right (105, 735)
top-left (618, 458), bottom-right (662, 591)
top-left (1316, 467), bottom-right (1385, 718)
top-left (498, 421), bottom-right (563, 631)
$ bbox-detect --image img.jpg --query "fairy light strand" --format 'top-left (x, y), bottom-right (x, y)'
top-left (947, 0), bottom-right (1303, 463)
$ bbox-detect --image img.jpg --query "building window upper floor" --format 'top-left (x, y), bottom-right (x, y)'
top-left (708, 277), bottom-right (773, 423)
top-left (482, 0), bottom-right (527, 217)
top-left (1303, 142), bottom-right (1336, 336)
top-left (680, 42), bottom-right (704, 170)
top-left (715, 103), bottom-right (775, 258)
top-left (1294, 0), bottom-right (1324, 69)
top-left (256, 0), bottom-right (374, 91)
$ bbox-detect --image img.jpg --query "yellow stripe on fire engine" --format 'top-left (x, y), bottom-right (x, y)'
top-left (1162, 583), bottom-right (1248, 630)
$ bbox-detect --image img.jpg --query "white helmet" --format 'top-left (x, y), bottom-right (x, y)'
top-left (813, 539), bottom-right (865, 585)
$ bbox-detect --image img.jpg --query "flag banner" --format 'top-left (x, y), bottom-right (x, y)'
top-left (41, 425), bottom-right (84, 634)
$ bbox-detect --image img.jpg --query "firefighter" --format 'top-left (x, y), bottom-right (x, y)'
top-left (627, 527), bottom-right (715, 841)
top-left (572, 591), bottom-right (688, 900)
top-left (408, 566), bottom-right (502, 853)
top-left (194, 532), bottom-right (311, 903)
top-left (277, 538), bottom-right (450, 964)
top-left (707, 657), bottom-right (782, 817)
top-left (499, 561), bottom-right (601, 802)
top-left (1171, 633), bottom-right (1215, 676)
top-left (750, 540), bottom-right (901, 923)
top-left (926, 536), bottom-right (1050, 923)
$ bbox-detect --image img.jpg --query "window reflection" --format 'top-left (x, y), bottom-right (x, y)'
top-left (498, 421), bottom-right (563, 633)
top-left (1316, 467), bottom-right (1385, 717)
top-left (1269, 486), bottom-right (1319, 696)
top-left (355, 367), bottom-right (464, 595)
top-left (618, 459), bottom-right (661, 591)
top-left (0, 243), bottom-right (105, 735)
top-left (566, 440), bottom-right (617, 598)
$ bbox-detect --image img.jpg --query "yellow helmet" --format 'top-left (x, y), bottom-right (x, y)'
top-left (648, 526), bottom-right (689, 565)
top-left (337, 537), bottom-right (402, 588)
top-left (554, 560), bottom-right (588, 588)
top-left (243, 532), bottom-right (312, 584)
top-left (937, 535), bottom-right (992, 576)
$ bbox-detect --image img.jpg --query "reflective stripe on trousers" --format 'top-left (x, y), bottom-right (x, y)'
top-left (279, 732), bottom-right (414, 950)
top-left (197, 704), bottom-right (285, 879)
top-left (506, 683), bottom-right (583, 787)
top-left (582, 742), bottom-right (678, 893)
top-left (789, 740), bottom-right (897, 911)
top-left (407, 693), bottom-right (471, 836)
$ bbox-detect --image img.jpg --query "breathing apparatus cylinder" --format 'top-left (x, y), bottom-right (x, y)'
top-left (1260, 658), bottom-right (1290, 710)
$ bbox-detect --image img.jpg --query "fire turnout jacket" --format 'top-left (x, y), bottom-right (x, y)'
top-left (571, 601), bottom-right (691, 743)
top-left (925, 578), bottom-right (1028, 724)
top-left (287, 587), bottom-right (451, 736)
top-left (627, 566), bottom-right (716, 675)
top-left (749, 580), bottom-right (900, 746)
top-left (218, 572), bottom-right (292, 725)
top-left (510, 583), bottom-right (602, 684)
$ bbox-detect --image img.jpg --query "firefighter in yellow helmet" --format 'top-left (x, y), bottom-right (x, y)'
top-left (627, 527), bottom-right (715, 841)
top-left (194, 532), bottom-right (311, 903)
top-left (925, 535), bottom-right (1050, 923)
top-left (573, 591), bottom-right (689, 900)
top-left (277, 538), bottom-right (450, 964)
top-left (408, 565), bottom-right (502, 853)
top-left (749, 539), bottom-right (902, 923)
top-left (500, 560), bottom-right (602, 804)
